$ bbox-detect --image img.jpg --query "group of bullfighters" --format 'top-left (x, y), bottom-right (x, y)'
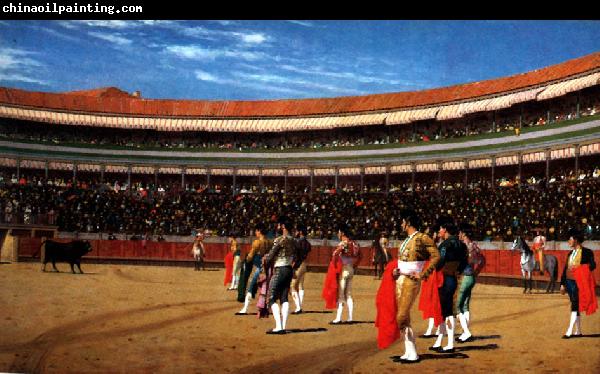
top-left (219, 211), bottom-right (597, 364)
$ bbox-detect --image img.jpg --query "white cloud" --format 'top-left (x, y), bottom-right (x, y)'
top-left (212, 20), bottom-right (238, 26)
top-left (88, 31), bottom-right (133, 46)
top-left (179, 26), bottom-right (269, 45)
top-left (178, 26), bottom-right (220, 40)
top-left (231, 71), bottom-right (366, 95)
top-left (139, 20), bottom-right (178, 27)
top-left (0, 47), bottom-right (48, 86)
top-left (58, 20), bottom-right (139, 29)
top-left (239, 33), bottom-right (266, 44)
top-left (278, 64), bottom-right (424, 87)
top-left (0, 47), bottom-right (43, 69)
top-left (194, 70), bottom-right (219, 82)
top-left (82, 20), bottom-right (135, 28)
top-left (166, 45), bottom-right (265, 61)
top-left (56, 20), bottom-right (79, 29)
top-left (287, 20), bottom-right (315, 27)
top-left (191, 69), bottom-right (333, 97)
top-left (0, 72), bottom-right (49, 85)
top-left (35, 26), bottom-right (81, 43)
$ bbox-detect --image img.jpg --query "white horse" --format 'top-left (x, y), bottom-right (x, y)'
top-left (511, 236), bottom-right (558, 293)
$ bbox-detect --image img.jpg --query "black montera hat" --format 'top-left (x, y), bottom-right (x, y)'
top-left (567, 227), bottom-right (585, 243)
top-left (277, 215), bottom-right (293, 230)
top-left (400, 209), bottom-right (422, 229)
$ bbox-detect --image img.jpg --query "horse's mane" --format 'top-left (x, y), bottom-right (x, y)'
top-left (519, 236), bottom-right (532, 254)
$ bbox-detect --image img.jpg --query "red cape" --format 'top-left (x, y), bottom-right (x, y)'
top-left (224, 251), bottom-right (234, 286)
top-left (418, 265), bottom-right (444, 327)
top-left (321, 256), bottom-right (342, 309)
top-left (375, 261), bottom-right (400, 349)
top-left (573, 264), bottom-right (598, 316)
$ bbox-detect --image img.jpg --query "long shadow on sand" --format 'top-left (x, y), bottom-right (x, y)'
top-left (391, 352), bottom-right (469, 362)
top-left (465, 335), bottom-right (502, 341)
top-left (455, 343), bottom-right (500, 352)
top-left (283, 327), bottom-right (328, 334)
top-left (564, 333), bottom-right (600, 339)
top-left (42, 271), bottom-right (99, 275)
top-left (328, 320), bottom-right (374, 325)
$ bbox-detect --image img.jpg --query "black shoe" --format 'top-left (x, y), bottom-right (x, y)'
top-left (429, 346), bottom-right (443, 352)
top-left (561, 335), bottom-right (571, 339)
top-left (291, 309), bottom-right (303, 315)
top-left (458, 336), bottom-right (475, 343)
top-left (329, 321), bottom-right (342, 325)
top-left (234, 312), bottom-right (247, 315)
top-left (420, 334), bottom-right (435, 338)
top-left (441, 347), bottom-right (456, 353)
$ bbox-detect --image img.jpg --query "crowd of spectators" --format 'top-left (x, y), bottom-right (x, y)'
top-left (1, 163), bottom-right (598, 242)
top-left (1, 88), bottom-right (598, 152)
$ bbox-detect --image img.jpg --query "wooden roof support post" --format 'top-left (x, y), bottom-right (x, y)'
top-left (575, 144), bottom-right (580, 177)
top-left (232, 167), bottom-right (237, 196)
top-left (464, 160), bottom-right (469, 189)
top-left (517, 153), bottom-right (523, 191)
top-left (360, 165), bottom-right (364, 194)
top-left (491, 156), bottom-right (496, 190)
top-left (411, 163), bottom-right (416, 193)
top-left (545, 149), bottom-right (551, 188)
top-left (385, 164), bottom-right (390, 196)
top-left (309, 168), bottom-right (314, 197)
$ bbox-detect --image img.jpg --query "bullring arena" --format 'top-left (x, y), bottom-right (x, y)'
top-left (1, 50), bottom-right (600, 373)
top-left (1, 261), bottom-right (599, 373)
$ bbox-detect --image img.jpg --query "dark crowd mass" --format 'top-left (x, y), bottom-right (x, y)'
top-left (1, 164), bottom-right (598, 242)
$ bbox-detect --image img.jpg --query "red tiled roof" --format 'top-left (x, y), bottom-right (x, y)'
top-left (62, 87), bottom-right (134, 98)
top-left (1, 52), bottom-right (599, 117)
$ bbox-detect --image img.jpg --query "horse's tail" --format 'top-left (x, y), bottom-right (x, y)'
top-left (551, 255), bottom-right (558, 279)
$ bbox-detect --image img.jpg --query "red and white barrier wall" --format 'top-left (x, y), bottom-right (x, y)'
top-left (17, 237), bottom-right (600, 280)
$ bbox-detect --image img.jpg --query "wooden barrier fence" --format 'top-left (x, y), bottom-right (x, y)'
top-left (17, 237), bottom-right (600, 281)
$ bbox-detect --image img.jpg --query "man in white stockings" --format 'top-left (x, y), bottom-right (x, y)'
top-left (392, 209), bottom-right (440, 363)
top-left (291, 224), bottom-right (311, 314)
top-left (430, 217), bottom-right (468, 353)
top-left (330, 223), bottom-right (361, 324)
top-left (560, 228), bottom-right (597, 338)
top-left (262, 216), bottom-right (298, 334)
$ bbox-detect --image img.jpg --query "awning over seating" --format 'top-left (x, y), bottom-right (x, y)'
top-left (537, 72), bottom-right (600, 101)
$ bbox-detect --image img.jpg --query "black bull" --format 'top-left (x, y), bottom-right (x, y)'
top-left (38, 240), bottom-right (93, 273)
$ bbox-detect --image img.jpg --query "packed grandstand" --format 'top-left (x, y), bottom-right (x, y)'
top-left (0, 52), bottom-right (599, 242)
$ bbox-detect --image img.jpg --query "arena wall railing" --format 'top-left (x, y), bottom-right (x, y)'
top-left (14, 236), bottom-right (600, 283)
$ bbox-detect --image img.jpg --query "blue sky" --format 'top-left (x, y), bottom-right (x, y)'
top-left (0, 20), bottom-right (599, 100)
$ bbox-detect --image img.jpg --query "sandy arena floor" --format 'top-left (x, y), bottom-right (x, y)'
top-left (0, 262), bottom-right (599, 373)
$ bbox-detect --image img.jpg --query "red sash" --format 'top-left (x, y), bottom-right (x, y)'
top-left (375, 261), bottom-right (400, 349)
top-left (573, 264), bottom-right (598, 316)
